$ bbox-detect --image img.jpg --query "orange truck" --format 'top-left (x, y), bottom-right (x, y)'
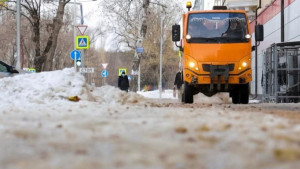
top-left (172, 1), bottom-right (263, 104)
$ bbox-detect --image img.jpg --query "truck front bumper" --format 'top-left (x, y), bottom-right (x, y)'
top-left (184, 65), bottom-right (252, 90)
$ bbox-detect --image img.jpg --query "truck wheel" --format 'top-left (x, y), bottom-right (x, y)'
top-left (231, 84), bottom-right (249, 104)
top-left (232, 92), bottom-right (240, 104)
top-left (182, 82), bottom-right (193, 104)
top-left (240, 84), bottom-right (249, 104)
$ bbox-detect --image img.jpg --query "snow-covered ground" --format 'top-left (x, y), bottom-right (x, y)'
top-left (0, 68), bottom-right (300, 169)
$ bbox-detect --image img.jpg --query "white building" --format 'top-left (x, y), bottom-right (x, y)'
top-left (224, 0), bottom-right (257, 21)
top-left (193, 0), bottom-right (214, 10)
top-left (249, 0), bottom-right (300, 98)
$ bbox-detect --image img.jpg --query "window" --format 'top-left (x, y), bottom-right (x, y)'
top-left (187, 13), bottom-right (249, 43)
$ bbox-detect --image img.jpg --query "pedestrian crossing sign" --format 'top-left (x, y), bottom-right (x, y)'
top-left (118, 68), bottom-right (127, 76)
top-left (76, 36), bottom-right (89, 49)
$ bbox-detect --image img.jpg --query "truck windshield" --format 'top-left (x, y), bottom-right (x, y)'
top-left (187, 13), bottom-right (249, 43)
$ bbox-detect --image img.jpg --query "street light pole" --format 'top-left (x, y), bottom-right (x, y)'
top-left (159, 15), bottom-right (163, 98)
top-left (73, 0), bottom-right (77, 71)
top-left (159, 7), bottom-right (166, 99)
top-left (138, 64), bottom-right (140, 91)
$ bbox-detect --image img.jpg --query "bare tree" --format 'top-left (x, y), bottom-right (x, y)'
top-left (102, 0), bottom-right (150, 91)
top-left (4, 0), bottom-right (71, 72)
top-left (140, 2), bottom-right (183, 89)
top-left (101, 0), bottom-right (183, 91)
top-left (0, 11), bottom-right (17, 64)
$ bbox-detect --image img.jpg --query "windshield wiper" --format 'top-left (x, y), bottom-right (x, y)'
top-left (220, 36), bottom-right (246, 42)
top-left (194, 37), bottom-right (219, 42)
top-left (188, 37), bottom-right (247, 43)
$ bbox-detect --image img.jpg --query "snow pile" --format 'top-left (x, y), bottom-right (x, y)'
top-left (0, 68), bottom-right (149, 108)
top-left (194, 92), bottom-right (232, 104)
top-left (0, 67), bottom-right (232, 107)
top-left (137, 90), bottom-right (176, 99)
top-left (0, 68), bottom-right (91, 104)
top-left (137, 90), bottom-right (232, 104)
top-left (91, 85), bottom-right (146, 105)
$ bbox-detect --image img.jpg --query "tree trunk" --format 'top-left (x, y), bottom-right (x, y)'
top-left (131, 0), bottom-right (149, 92)
top-left (32, 15), bottom-right (43, 72)
top-left (43, 1), bottom-right (67, 71)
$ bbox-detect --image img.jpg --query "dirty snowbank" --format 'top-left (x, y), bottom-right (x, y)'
top-left (0, 68), bottom-right (148, 105)
top-left (0, 68), bottom-right (89, 103)
top-left (0, 68), bottom-right (234, 107)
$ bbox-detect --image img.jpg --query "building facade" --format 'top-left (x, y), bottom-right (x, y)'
top-left (223, 0), bottom-right (257, 21)
top-left (250, 0), bottom-right (300, 98)
top-left (193, 0), bottom-right (214, 10)
top-left (194, 0), bottom-right (204, 10)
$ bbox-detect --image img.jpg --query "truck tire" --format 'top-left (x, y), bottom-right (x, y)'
top-left (240, 83), bottom-right (249, 104)
top-left (182, 82), bottom-right (193, 104)
top-left (231, 84), bottom-right (249, 104)
top-left (232, 91), bottom-right (239, 104)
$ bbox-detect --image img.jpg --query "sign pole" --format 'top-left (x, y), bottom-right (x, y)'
top-left (81, 49), bottom-right (84, 68)
top-left (81, 49), bottom-right (86, 81)
top-left (136, 48), bottom-right (143, 92)
top-left (138, 65), bottom-right (140, 91)
top-left (74, 53), bottom-right (77, 71)
top-left (73, 0), bottom-right (77, 71)
top-left (104, 71), bottom-right (106, 85)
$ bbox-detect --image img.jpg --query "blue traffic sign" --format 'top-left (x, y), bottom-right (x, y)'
top-left (101, 70), bottom-right (108, 77)
top-left (70, 50), bottom-right (81, 60)
top-left (136, 47), bottom-right (144, 53)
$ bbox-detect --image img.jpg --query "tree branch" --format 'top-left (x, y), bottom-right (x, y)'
top-left (149, 1), bottom-right (167, 8)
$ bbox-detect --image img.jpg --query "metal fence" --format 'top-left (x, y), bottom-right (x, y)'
top-left (263, 41), bottom-right (300, 103)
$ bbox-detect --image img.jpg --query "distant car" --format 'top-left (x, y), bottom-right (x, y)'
top-left (0, 61), bottom-right (20, 79)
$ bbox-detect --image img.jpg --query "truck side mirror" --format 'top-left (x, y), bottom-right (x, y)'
top-left (255, 24), bottom-right (264, 41)
top-left (172, 24), bottom-right (181, 42)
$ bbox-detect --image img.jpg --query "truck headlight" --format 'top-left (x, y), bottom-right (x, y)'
top-left (245, 34), bottom-right (251, 39)
top-left (186, 56), bottom-right (199, 71)
top-left (186, 34), bottom-right (192, 40)
top-left (189, 61), bottom-right (199, 71)
top-left (238, 59), bottom-right (250, 70)
top-left (242, 61), bottom-right (248, 67)
top-left (189, 61), bottom-right (195, 68)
